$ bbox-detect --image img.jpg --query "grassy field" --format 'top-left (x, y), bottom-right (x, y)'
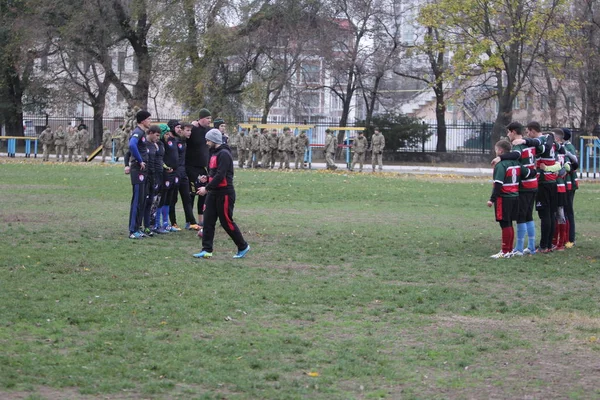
top-left (0, 159), bottom-right (599, 400)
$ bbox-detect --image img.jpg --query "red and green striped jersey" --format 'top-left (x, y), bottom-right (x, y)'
top-left (564, 141), bottom-right (579, 191)
top-left (512, 143), bottom-right (538, 191)
top-left (493, 159), bottom-right (521, 198)
top-left (535, 135), bottom-right (557, 184)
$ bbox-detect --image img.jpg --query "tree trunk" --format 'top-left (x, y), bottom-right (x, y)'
top-left (434, 87), bottom-right (447, 152)
top-left (4, 65), bottom-right (25, 136)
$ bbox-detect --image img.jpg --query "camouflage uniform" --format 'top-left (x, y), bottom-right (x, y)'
top-left (66, 126), bottom-right (78, 162)
top-left (268, 130), bottom-right (279, 168)
top-left (111, 127), bottom-right (123, 159)
top-left (294, 131), bottom-right (309, 169)
top-left (371, 130), bottom-right (385, 171)
top-left (324, 130), bottom-right (337, 170)
top-left (101, 128), bottom-right (113, 162)
top-left (237, 130), bottom-right (248, 168)
top-left (54, 126), bottom-right (66, 162)
top-left (75, 128), bottom-right (89, 161)
top-left (351, 133), bottom-right (368, 172)
top-left (250, 130), bottom-right (261, 168)
top-left (278, 129), bottom-right (294, 169)
top-left (120, 128), bottom-right (131, 158)
top-left (259, 129), bottom-right (269, 167)
top-left (38, 127), bottom-right (53, 161)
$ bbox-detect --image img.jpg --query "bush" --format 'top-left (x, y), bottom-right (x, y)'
top-left (358, 113), bottom-right (432, 150)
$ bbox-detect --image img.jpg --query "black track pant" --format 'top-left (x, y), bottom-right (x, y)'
top-left (186, 165), bottom-right (207, 216)
top-left (169, 174), bottom-right (196, 225)
top-left (201, 192), bottom-right (247, 253)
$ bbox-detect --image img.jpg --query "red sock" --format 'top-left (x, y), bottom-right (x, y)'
top-left (502, 227), bottom-right (514, 253)
top-left (558, 223), bottom-right (567, 247)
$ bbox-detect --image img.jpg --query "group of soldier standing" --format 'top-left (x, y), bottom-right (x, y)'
top-left (38, 124), bottom-right (93, 162)
top-left (233, 126), bottom-right (310, 170)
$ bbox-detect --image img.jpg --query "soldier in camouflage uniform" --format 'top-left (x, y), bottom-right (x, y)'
top-left (101, 127), bottom-right (113, 162)
top-left (259, 128), bottom-right (269, 167)
top-left (324, 129), bottom-right (337, 170)
top-left (54, 125), bottom-right (66, 162)
top-left (350, 130), bottom-right (368, 172)
top-left (111, 126), bottom-right (123, 161)
top-left (371, 128), bottom-right (385, 171)
top-left (75, 125), bottom-right (89, 161)
top-left (66, 126), bottom-right (78, 162)
top-left (38, 126), bottom-right (53, 161)
top-left (295, 129), bottom-right (309, 169)
top-left (237, 129), bottom-right (248, 168)
top-left (278, 127), bottom-right (294, 169)
top-left (249, 128), bottom-right (261, 168)
top-left (268, 129), bottom-right (279, 168)
top-left (120, 127), bottom-right (131, 160)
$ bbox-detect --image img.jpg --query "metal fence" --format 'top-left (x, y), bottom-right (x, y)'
top-left (3, 116), bottom-right (588, 155)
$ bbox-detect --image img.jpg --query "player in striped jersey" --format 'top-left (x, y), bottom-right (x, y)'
top-left (561, 128), bottom-right (579, 247)
top-left (487, 140), bottom-right (522, 259)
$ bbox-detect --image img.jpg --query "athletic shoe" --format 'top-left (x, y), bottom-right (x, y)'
top-left (539, 248), bottom-right (552, 254)
top-left (156, 227), bottom-right (170, 234)
top-left (523, 248), bottom-right (536, 255)
top-left (193, 250), bottom-right (212, 259)
top-left (554, 245), bottom-right (565, 251)
top-left (137, 230), bottom-right (148, 238)
top-left (490, 251), bottom-right (510, 259)
top-left (143, 228), bottom-right (154, 237)
top-left (171, 224), bottom-right (182, 232)
top-left (233, 245), bottom-right (251, 259)
top-left (186, 223), bottom-right (201, 231)
top-left (565, 242), bottom-right (575, 249)
top-left (129, 231), bottom-right (143, 239)
top-left (511, 250), bottom-right (524, 257)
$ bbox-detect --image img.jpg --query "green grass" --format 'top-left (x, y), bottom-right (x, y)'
top-left (1, 160), bottom-right (599, 399)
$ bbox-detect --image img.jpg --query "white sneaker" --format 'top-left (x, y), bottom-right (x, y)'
top-left (490, 251), bottom-right (506, 259)
top-left (511, 250), bottom-right (524, 257)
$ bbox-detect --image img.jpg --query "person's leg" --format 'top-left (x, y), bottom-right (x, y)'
top-left (200, 194), bottom-right (218, 253)
top-left (216, 193), bottom-right (248, 251)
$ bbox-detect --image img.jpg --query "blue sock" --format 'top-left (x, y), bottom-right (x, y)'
top-left (162, 206), bottom-right (170, 227)
top-left (155, 207), bottom-right (162, 228)
top-left (526, 221), bottom-right (536, 251)
top-left (515, 223), bottom-right (526, 252)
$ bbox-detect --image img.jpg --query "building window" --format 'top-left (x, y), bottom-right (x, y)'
top-left (301, 64), bottom-right (321, 84)
top-left (446, 100), bottom-right (454, 112)
top-left (330, 94), bottom-right (343, 110)
top-left (301, 92), bottom-right (320, 109)
top-left (513, 96), bottom-right (520, 110)
top-left (540, 95), bottom-right (547, 110)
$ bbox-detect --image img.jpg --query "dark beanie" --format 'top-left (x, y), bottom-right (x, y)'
top-left (213, 118), bottom-right (225, 129)
top-left (198, 108), bottom-right (211, 119)
top-left (136, 110), bottom-right (151, 123)
top-left (562, 128), bottom-right (572, 141)
top-left (167, 119), bottom-right (181, 134)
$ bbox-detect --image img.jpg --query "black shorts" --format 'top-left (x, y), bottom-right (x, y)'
top-left (517, 191), bottom-right (536, 223)
top-left (557, 191), bottom-right (567, 207)
top-left (536, 183), bottom-right (558, 213)
top-left (495, 196), bottom-right (518, 222)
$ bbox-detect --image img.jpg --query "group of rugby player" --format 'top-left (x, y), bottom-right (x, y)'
top-left (487, 122), bottom-right (578, 258)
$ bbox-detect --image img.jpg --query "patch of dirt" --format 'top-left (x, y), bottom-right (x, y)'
top-left (0, 213), bottom-right (54, 224)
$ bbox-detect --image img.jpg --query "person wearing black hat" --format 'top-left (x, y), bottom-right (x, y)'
top-left (214, 118), bottom-right (229, 144)
top-left (186, 108), bottom-right (212, 227)
top-left (193, 129), bottom-right (250, 259)
top-left (127, 110), bottom-right (152, 239)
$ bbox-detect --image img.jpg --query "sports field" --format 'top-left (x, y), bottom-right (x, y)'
top-left (1, 160), bottom-right (599, 399)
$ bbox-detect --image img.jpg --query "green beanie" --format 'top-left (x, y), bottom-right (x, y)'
top-left (159, 123), bottom-right (170, 140)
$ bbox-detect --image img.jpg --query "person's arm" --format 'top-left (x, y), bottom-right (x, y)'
top-left (129, 136), bottom-right (142, 163)
top-left (205, 153), bottom-right (228, 191)
top-left (492, 150), bottom-right (520, 166)
top-left (488, 181), bottom-right (502, 205)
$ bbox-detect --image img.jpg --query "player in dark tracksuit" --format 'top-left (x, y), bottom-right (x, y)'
top-left (187, 109), bottom-right (211, 227)
top-left (127, 110), bottom-right (152, 239)
top-left (168, 121), bottom-right (198, 230)
top-left (142, 126), bottom-right (161, 236)
top-left (158, 124), bottom-right (179, 232)
top-left (193, 129), bottom-right (250, 259)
